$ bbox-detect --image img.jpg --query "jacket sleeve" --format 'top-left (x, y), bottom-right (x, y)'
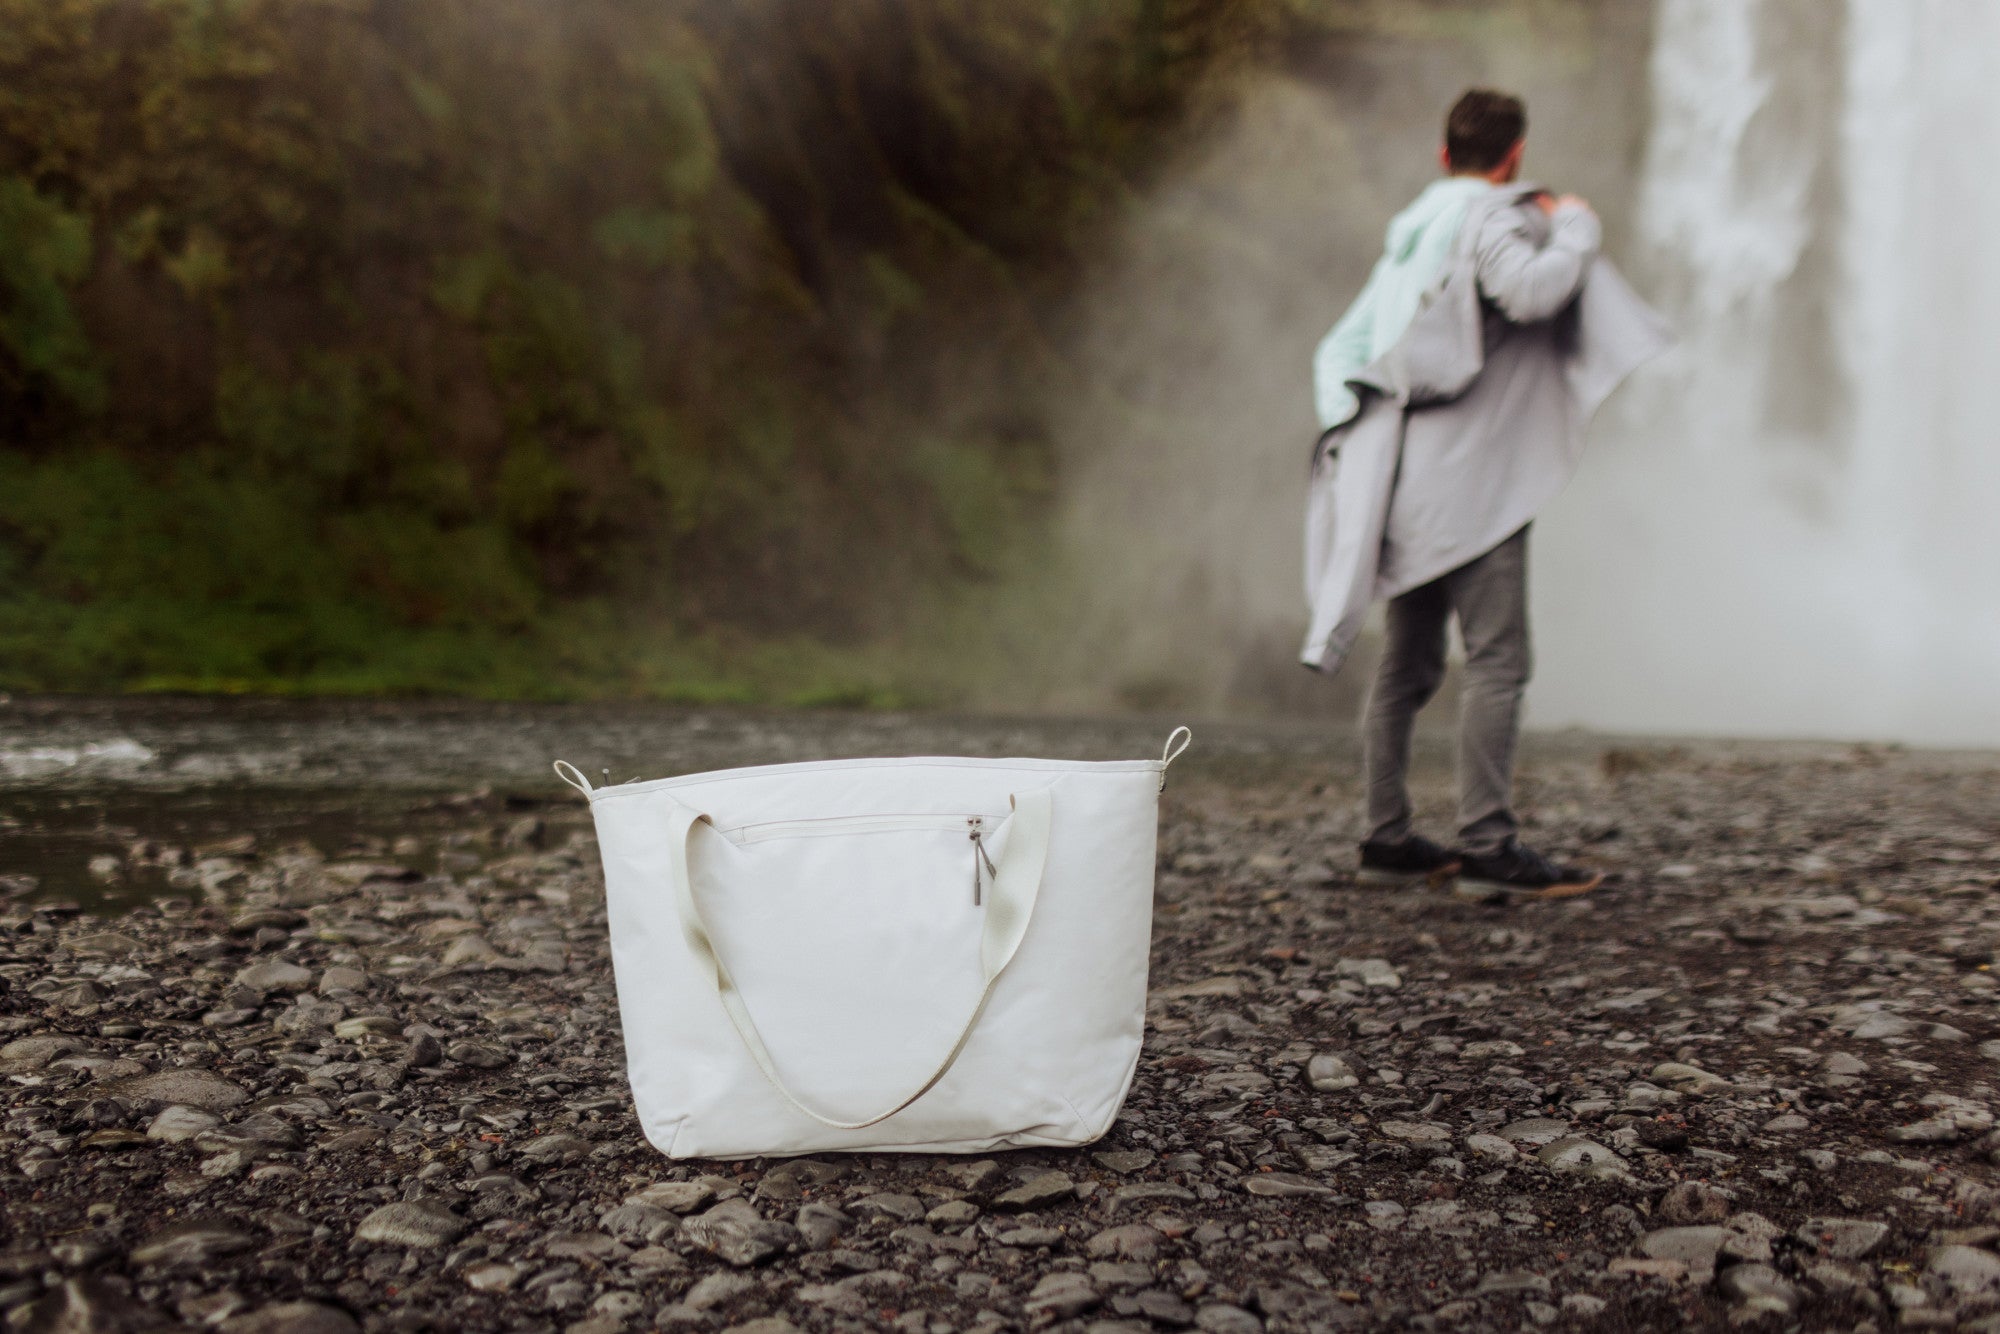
top-left (1311, 268), bottom-right (1381, 431)
top-left (1473, 202), bottom-right (1602, 324)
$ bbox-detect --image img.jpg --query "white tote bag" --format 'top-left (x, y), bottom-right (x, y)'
top-left (555, 729), bottom-right (1190, 1159)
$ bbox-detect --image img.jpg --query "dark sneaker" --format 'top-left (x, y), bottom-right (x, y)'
top-left (1453, 841), bottom-right (1605, 904)
top-left (1357, 834), bottom-right (1461, 888)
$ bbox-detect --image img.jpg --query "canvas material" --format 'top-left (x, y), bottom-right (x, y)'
top-left (575, 754), bottom-right (1166, 1158)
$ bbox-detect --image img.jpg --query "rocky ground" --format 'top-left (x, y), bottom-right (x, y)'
top-left (4, 737), bottom-right (2000, 1333)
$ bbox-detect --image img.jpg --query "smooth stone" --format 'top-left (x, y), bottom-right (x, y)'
top-left (794, 1203), bottom-right (853, 1250)
top-left (98, 1069), bottom-right (250, 1111)
top-left (14, 1278), bottom-right (145, 1333)
top-left (234, 960), bottom-right (314, 993)
top-left (1306, 1054), bottom-right (1359, 1092)
top-left (1717, 1264), bottom-right (1800, 1315)
top-left (1657, 1181), bottom-right (1731, 1225)
top-left (1852, 1012), bottom-right (1915, 1040)
top-left (1026, 1272), bottom-right (1101, 1318)
top-left (516, 1133), bottom-right (588, 1165)
top-left (78, 1129), bottom-right (150, 1151)
top-left (1930, 1244), bottom-right (2000, 1297)
top-left (1093, 1150), bottom-right (1155, 1174)
top-left (1463, 1133), bottom-right (1517, 1160)
top-left (1241, 1172), bottom-right (1333, 1198)
top-left (684, 1272), bottom-right (759, 1310)
top-left (927, 1200), bottom-right (980, 1228)
top-left (1795, 1218), bottom-right (1890, 1259)
top-left (1638, 1226), bottom-right (1729, 1279)
top-left (993, 1172), bottom-right (1076, 1212)
top-left (1379, 1121), bottom-right (1451, 1143)
top-left (230, 910), bottom-right (307, 934)
top-left (850, 1193), bottom-right (926, 1223)
top-left (445, 1040), bottom-right (510, 1069)
top-left (1, 1037), bottom-right (82, 1067)
top-left (331, 1016), bottom-right (399, 1040)
top-left (599, 1203), bottom-right (677, 1245)
top-left (1497, 1118), bottom-right (1569, 1146)
top-left (1193, 1303), bottom-right (1263, 1334)
top-left (318, 966), bottom-right (367, 995)
top-left (682, 1200), bottom-right (796, 1267)
top-left (629, 1181), bottom-right (716, 1214)
top-left (272, 998), bottom-right (344, 1035)
top-left (440, 935), bottom-right (503, 970)
top-left (463, 1263), bottom-right (517, 1292)
top-left (130, 1219), bottom-right (260, 1267)
top-left (1537, 1137), bottom-right (1622, 1170)
top-left (353, 1200), bottom-right (468, 1248)
top-left (219, 1301), bottom-right (362, 1334)
top-left (1088, 1225), bottom-right (1165, 1263)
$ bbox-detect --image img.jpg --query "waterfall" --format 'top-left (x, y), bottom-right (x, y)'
top-left (1532, 0), bottom-right (2000, 745)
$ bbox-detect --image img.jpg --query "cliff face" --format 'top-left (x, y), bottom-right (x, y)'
top-left (0, 0), bottom-right (1627, 703)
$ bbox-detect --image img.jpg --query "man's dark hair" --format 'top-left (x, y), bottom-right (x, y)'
top-left (1445, 89), bottom-right (1527, 172)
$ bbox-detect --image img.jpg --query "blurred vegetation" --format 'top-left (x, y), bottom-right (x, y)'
top-left (0, 0), bottom-right (1611, 704)
top-left (0, 0), bottom-right (1338, 700)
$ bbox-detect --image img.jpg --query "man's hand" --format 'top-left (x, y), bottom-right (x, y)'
top-left (1536, 192), bottom-right (1592, 216)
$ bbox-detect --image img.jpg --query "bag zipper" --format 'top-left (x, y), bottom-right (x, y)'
top-left (720, 816), bottom-right (1008, 844)
top-left (717, 812), bottom-right (1006, 907)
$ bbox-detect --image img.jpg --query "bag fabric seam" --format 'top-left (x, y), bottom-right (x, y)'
top-left (586, 756), bottom-right (1162, 803)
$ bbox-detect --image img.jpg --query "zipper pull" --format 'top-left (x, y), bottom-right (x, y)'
top-left (968, 818), bottom-right (996, 905)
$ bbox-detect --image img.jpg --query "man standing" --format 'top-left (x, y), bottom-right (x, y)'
top-left (1301, 90), bottom-right (1671, 904)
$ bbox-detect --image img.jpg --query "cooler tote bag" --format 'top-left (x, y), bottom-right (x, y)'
top-left (554, 728), bottom-right (1192, 1159)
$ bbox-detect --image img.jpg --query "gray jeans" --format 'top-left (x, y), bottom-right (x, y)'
top-left (1362, 526), bottom-right (1531, 857)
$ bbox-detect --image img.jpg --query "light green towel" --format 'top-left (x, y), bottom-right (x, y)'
top-left (1312, 176), bottom-right (1495, 431)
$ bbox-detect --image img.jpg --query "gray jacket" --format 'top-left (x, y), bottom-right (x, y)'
top-left (1301, 185), bottom-right (1674, 673)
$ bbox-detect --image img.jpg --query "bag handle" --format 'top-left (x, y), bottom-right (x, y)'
top-left (664, 787), bottom-right (1053, 1130)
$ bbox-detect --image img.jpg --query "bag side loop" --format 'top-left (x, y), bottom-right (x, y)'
top-left (1159, 726), bottom-right (1193, 789)
top-left (553, 761), bottom-right (594, 798)
top-left (665, 787), bottom-right (1054, 1130)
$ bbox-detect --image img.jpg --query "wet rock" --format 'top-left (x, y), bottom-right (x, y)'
top-left (682, 1199), bottom-right (796, 1267)
top-left (849, 1192), bottom-right (925, 1223)
top-left (629, 1180), bottom-right (715, 1214)
top-left (1537, 1137), bottom-right (1622, 1172)
top-left (1306, 1054), bottom-right (1359, 1092)
top-left (444, 1040), bottom-right (510, 1070)
top-left (1638, 1226), bottom-right (1728, 1282)
top-left (993, 1171), bottom-right (1075, 1212)
top-left (1463, 1133), bottom-right (1516, 1160)
top-left (1794, 1218), bottom-right (1889, 1259)
top-left (439, 935), bottom-right (502, 970)
top-left (1496, 1118), bottom-right (1568, 1146)
top-left (926, 1199), bottom-right (980, 1227)
top-left (14, 1276), bottom-right (147, 1333)
top-left (130, 1219), bottom-right (259, 1267)
top-left (353, 1200), bottom-right (467, 1248)
top-left (1717, 1264), bottom-right (1799, 1318)
top-left (684, 1272), bottom-right (758, 1310)
top-left (1094, 1150), bottom-right (1155, 1174)
top-left (1333, 958), bottom-right (1400, 989)
top-left (272, 997), bottom-right (344, 1035)
top-left (600, 1202), bottom-right (677, 1244)
top-left (234, 959), bottom-right (313, 993)
top-left (1027, 1272), bottom-right (1101, 1318)
top-left (0, 1035), bottom-right (82, 1067)
top-left (98, 1068), bottom-right (250, 1111)
top-left (1088, 1225), bottom-right (1165, 1263)
top-left (1194, 1303), bottom-right (1263, 1334)
top-left (1930, 1244), bottom-right (2000, 1299)
top-left (218, 1302), bottom-right (361, 1334)
top-left (1658, 1181), bottom-right (1731, 1224)
top-left (1241, 1172), bottom-right (1333, 1198)
top-left (794, 1203), bottom-right (853, 1250)
top-left (317, 966), bottom-right (367, 995)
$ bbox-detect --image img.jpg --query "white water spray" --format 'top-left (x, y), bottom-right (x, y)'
top-left (1534, 0), bottom-right (2000, 745)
